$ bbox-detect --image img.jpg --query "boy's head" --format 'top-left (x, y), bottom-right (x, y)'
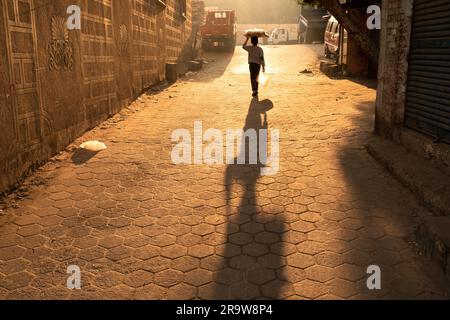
top-left (251, 37), bottom-right (258, 46)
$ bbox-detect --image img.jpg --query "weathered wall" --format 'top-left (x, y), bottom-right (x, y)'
top-left (375, 0), bottom-right (414, 138)
top-left (0, 0), bottom-right (193, 193)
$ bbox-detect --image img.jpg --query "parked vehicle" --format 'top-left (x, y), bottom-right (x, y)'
top-left (298, 5), bottom-right (328, 44)
top-left (268, 28), bottom-right (289, 45)
top-left (268, 27), bottom-right (299, 45)
top-left (324, 16), bottom-right (340, 59)
top-left (200, 10), bottom-right (237, 52)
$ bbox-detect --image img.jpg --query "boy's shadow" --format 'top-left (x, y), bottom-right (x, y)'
top-left (213, 97), bottom-right (288, 299)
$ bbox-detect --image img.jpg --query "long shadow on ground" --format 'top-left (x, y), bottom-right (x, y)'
top-left (213, 97), bottom-right (290, 299)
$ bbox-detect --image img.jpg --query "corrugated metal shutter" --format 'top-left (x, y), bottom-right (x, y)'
top-left (405, 0), bottom-right (450, 143)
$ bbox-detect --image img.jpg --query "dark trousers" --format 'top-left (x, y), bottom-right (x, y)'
top-left (249, 63), bottom-right (261, 92)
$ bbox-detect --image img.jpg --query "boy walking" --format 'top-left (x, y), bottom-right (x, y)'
top-left (243, 36), bottom-right (266, 97)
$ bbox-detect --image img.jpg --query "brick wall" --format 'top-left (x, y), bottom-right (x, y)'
top-left (0, 0), bottom-right (193, 193)
top-left (375, 0), bottom-right (414, 138)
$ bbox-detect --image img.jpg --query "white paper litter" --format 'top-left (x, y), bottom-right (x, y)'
top-left (79, 141), bottom-right (107, 152)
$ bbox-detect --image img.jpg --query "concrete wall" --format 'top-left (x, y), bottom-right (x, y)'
top-left (0, 0), bottom-right (193, 193)
top-left (375, 0), bottom-right (414, 138)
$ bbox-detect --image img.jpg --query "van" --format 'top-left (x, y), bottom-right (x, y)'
top-left (269, 28), bottom-right (289, 45)
top-left (324, 16), bottom-right (340, 58)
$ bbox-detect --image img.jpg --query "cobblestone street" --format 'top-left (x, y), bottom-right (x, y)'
top-left (0, 44), bottom-right (448, 299)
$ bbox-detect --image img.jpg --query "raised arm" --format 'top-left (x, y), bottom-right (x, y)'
top-left (242, 36), bottom-right (249, 49)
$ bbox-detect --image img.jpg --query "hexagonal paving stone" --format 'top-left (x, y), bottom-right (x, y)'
top-left (229, 282), bottom-right (261, 299)
top-left (334, 263), bottom-right (366, 282)
top-left (188, 244), bottom-right (214, 258)
top-left (243, 243), bottom-right (269, 257)
top-left (106, 246), bottom-right (132, 261)
top-left (124, 270), bottom-right (154, 288)
top-left (0, 246), bottom-right (26, 261)
top-left (17, 225), bottom-right (43, 237)
top-left (0, 258), bottom-right (30, 275)
top-left (262, 280), bottom-right (294, 299)
top-left (294, 279), bottom-right (328, 299)
top-left (74, 236), bottom-right (98, 249)
top-left (134, 284), bottom-right (166, 300)
top-left (329, 278), bottom-right (361, 298)
top-left (247, 267), bottom-right (276, 285)
top-left (291, 221), bottom-right (315, 233)
top-left (161, 244), bottom-right (188, 259)
top-left (149, 234), bottom-right (177, 247)
top-left (66, 226), bottom-right (91, 238)
top-left (177, 234), bottom-right (202, 247)
top-left (325, 240), bottom-right (352, 254)
top-left (192, 224), bottom-right (215, 236)
top-left (172, 256), bottom-right (200, 272)
top-left (0, 272), bottom-right (35, 290)
top-left (200, 255), bottom-right (224, 271)
top-left (213, 268), bottom-right (243, 285)
top-left (241, 222), bottom-right (264, 234)
top-left (286, 253), bottom-right (315, 269)
top-left (133, 216), bottom-right (157, 227)
top-left (229, 255), bottom-right (258, 271)
top-left (185, 269), bottom-right (213, 287)
top-left (79, 246), bottom-right (106, 261)
top-left (199, 282), bottom-right (228, 300)
top-left (305, 265), bottom-right (334, 283)
top-left (255, 231), bottom-right (280, 245)
top-left (307, 230), bottom-right (328, 243)
top-left (229, 232), bottom-right (252, 246)
top-left (167, 283), bottom-right (197, 300)
top-left (154, 269), bottom-right (183, 288)
top-left (142, 256), bottom-right (171, 273)
top-left (14, 215), bottom-right (40, 226)
top-left (134, 244), bottom-right (160, 260)
top-left (98, 236), bottom-right (124, 249)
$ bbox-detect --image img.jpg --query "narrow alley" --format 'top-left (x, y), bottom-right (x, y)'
top-left (0, 44), bottom-right (448, 300)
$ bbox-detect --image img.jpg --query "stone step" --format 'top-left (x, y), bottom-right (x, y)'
top-left (416, 217), bottom-right (450, 279)
top-left (366, 138), bottom-right (450, 216)
top-left (319, 60), bottom-right (341, 77)
top-left (366, 137), bottom-right (450, 279)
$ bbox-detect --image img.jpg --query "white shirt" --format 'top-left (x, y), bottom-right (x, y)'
top-left (243, 45), bottom-right (265, 67)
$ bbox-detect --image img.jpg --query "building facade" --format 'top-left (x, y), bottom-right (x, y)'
top-left (375, 0), bottom-right (450, 167)
top-left (0, 0), bottom-right (193, 193)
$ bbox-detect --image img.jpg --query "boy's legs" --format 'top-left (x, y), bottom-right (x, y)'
top-left (249, 63), bottom-right (261, 95)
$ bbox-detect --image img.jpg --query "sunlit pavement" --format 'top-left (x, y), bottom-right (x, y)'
top-left (0, 44), bottom-right (448, 299)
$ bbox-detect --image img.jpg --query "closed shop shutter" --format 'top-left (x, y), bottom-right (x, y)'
top-left (405, 0), bottom-right (450, 143)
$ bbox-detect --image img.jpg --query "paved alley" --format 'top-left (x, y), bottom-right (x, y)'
top-left (0, 44), bottom-right (448, 300)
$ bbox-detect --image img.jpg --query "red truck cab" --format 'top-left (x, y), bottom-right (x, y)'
top-left (200, 10), bottom-right (237, 52)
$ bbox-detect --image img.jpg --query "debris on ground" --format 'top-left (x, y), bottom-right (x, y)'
top-left (300, 69), bottom-right (313, 74)
top-left (336, 95), bottom-right (349, 101)
top-left (169, 95), bottom-right (176, 99)
top-left (14, 186), bottom-right (29, 200)
top-left (80, 141), bottom-right (107, 152)
top-left (185, 71), bottom-right (197, 78)
top-left (188, 60), bottom-right (203, 71)
top-left (148, 81), bottom-right (169, 94)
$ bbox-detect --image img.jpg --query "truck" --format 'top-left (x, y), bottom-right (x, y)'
top-left (200, 10), bottom-right (237, 52)
top-left (298, 5), bottom-right (328, 44)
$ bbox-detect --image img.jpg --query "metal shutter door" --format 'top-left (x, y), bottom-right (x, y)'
top-left (405, 0), bottom-right (450, 143)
